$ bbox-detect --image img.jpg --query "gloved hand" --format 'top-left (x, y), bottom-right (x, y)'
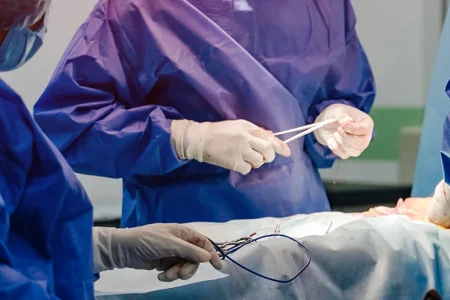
top-left (313, 104), bottom-right (374, 159)
top-left (171, 119), bottom-right (291, 175)
top-left (426, 180), bottom-right (450, 228)
top-left (93, 224), bottom-right (222, 282)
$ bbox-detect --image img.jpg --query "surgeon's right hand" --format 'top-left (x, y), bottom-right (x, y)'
top-left (93, 224), bottom-right (222, 282)
top-left (171, 119), bottom-right (291, 175)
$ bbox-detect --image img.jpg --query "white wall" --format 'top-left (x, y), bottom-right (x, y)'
top-left (351, 0), bottom-right (443, 108)
top-left (320, 0), bottom-right (445, 185)
top-left (1, 0), bottom-right (123, 220)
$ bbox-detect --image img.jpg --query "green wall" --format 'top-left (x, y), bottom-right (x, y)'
top-left (358, 107), bottom-right (425, 161)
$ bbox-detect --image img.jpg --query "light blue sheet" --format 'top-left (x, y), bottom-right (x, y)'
top-left (412, 4), bottom-right (450, 197)
top-left (95, 213), bottom-right (450, 299)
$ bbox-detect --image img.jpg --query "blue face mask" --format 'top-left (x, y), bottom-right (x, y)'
top-left (0, 22), bottom-right (46, 72)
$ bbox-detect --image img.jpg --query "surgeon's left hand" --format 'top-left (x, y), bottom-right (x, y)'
top-left (314, 104), bottom-right (374, 159)
top-left (93, 224), bottom-right (222, 282)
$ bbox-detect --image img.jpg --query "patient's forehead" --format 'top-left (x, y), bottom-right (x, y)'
top-left (402, 197), bottom-right (432, 203)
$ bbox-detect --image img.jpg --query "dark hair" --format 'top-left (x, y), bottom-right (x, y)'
top-left (0, 0), bottom-right (50, 29)
top-left (424, 289), bottom-right (442, 300)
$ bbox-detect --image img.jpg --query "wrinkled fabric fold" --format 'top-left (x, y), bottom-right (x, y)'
top-left (0, 79), bottom-right (94, 299)
top-left (35, 0), bottom-right (375, 225)
top-left (95, 215), bottom-right (450, 299)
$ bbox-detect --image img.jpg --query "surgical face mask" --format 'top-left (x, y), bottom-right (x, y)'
top-left (0, 22), bottom-right (46, 72)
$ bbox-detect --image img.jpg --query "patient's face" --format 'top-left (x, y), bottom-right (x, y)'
top-left (364, 197), bottom-right (433, 221)
top-left (399, 197), bottom-right (433, 217)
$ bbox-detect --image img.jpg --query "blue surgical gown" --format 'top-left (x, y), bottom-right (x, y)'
top-left (0, 79), bottom-right (94, 299)
top-left (442, 80), bottom-right (450, 185)
top-left (34, 0), bottom-right (375, 226)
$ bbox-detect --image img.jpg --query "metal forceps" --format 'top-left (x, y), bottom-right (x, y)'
top-left (274, 116), bottom-right (345, 144)
top-left (214, 237), bottom-right (254, 259)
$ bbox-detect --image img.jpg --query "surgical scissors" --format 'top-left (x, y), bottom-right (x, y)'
top-left (274, 116), bottom-right (345, 143)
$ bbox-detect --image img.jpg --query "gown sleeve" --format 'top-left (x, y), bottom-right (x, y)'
top-left (424, 82), bottom-right (450, 228)
top-left (441, 93), bottom-right (450, 186)
top-left (304, 0), bottom-right (376, 168)
top-left (34, 0), bottom-right (187, 178)
top-left (0, 96), bottom-right (52, 299)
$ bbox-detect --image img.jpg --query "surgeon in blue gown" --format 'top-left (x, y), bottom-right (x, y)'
top-left (426, 80), bottom-right (450, 229)
top-left (0, 1), bottom-right (221, 298)
top-left (34, 0), bottom-right (376, 226)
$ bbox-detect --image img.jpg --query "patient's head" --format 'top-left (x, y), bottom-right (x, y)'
top-left (364, 197), bottom-right (433, 221)
top-left (424, 289), bottom-right (442, 300)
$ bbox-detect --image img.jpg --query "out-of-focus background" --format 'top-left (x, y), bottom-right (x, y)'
top-left (3, 0), bottom-right (450, 223)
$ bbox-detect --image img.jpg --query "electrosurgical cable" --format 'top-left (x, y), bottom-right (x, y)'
top-left (209, 234), bottom-right (312, 283)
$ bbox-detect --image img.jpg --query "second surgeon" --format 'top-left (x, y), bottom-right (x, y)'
top-left (34, 0), bottom-right (376, 226)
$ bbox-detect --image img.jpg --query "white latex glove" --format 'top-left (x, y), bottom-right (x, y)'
top-left (93, 224), bottom-right (222, 282)
top-left (426, 180), bottom-right (450, 228)
top-left (313, 104), bottom-right (374, 159)
top-left (171, 119), bottom-right (291, 175)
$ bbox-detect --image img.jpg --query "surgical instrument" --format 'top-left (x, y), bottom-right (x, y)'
top-left (214, 236), bottom-right (255, 258)
top-left (275, 116), bottom-right (345, 143)
top-left (253, 116), bottom-right (346, 169)
top-left (208, 234), bottom-right (312, 283)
